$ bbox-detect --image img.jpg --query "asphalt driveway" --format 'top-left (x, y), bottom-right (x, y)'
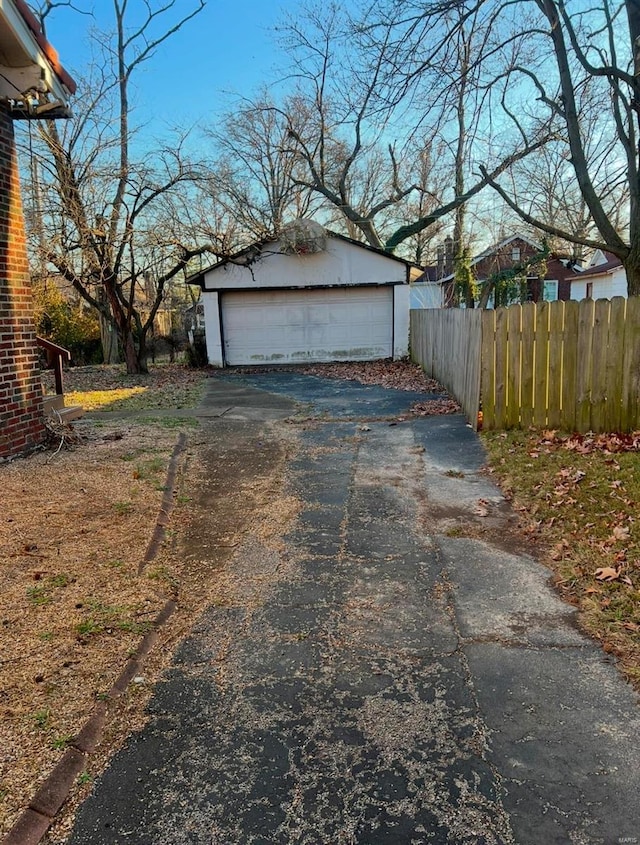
top-left (65, 374), bottom-right (640, 845)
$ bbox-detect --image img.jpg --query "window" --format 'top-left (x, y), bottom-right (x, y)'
top-left (511, 247), bottom-right (521, 261)
top-left (543, 280), bottom-right (559, 301)
top-left (586, 282), bottom-right (593, 299)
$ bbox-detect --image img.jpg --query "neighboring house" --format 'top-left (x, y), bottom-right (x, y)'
top-left (187, 224), bottom-right (416, 367)
top-left (570, 250), bottom-right (627, 301)
top-left (411, 234), bottom-right (580, 309)
top-left (0, 0), bottom-right (75, 459)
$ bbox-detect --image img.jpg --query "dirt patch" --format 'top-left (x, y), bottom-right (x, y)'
top-left (0, 421), bottom-right (179, 836)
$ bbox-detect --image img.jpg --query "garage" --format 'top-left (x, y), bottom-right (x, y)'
top-left (187, 223), bottom-right (413, 367)
top-left (221, 287), bottom-right (393, 365)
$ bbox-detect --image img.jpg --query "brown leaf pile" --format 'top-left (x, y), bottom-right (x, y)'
top-left (230, 360), bottom-right (448, 394)
top-left (538, 430), bottom-right (640, 454)
top-left (298, 361), bottom-right (446, 393)
top-left (411, 398), bottom-right (461, 416)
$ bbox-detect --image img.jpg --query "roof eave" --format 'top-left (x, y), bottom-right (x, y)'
top-left (0, 0), bottom-right (76, 117)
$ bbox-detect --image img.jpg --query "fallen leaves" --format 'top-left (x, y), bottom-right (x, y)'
top-left (411, 398), bottom-right (461, 416)
top-left (482, 427), bottom-right (640, 690)
top-left (42, 364), bottom-right (207, 412)
top-left (295, 360), bottom-right (446, 393)
top-left (595, 567), bottom-right (633, 586)
top-left (543, 430), bottom-right (640, 455)
top-left (232, 361), bottom-right (459, 416)
top-left (611, 524), bottom-right (631, 542)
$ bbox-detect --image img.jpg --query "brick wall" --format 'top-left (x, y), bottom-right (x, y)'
top-left (0, 106), bottom-right (44, 459)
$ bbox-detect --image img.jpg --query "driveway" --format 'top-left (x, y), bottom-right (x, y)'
top-left (66, 374), bottom-right (640, 845)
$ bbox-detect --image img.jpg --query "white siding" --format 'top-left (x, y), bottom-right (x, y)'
top-left (202, 237), bottom-right (407, 291)
top-left (221, 288), bottom-right (394, 366)
top-left (571, 267), bottom-right (627, 301)
top-left (202, 291), bottom-right (223, 367)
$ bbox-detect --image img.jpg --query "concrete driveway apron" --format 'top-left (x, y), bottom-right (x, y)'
top-left (67, 374), bottom-right (640, 845)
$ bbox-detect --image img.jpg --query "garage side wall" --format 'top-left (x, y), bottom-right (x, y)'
top-left (393, 285), bottom-right (410, 359)
top-left (202, 291), bottom-right (223, 367)
top-left (0, 109), bottom-right (44, 459)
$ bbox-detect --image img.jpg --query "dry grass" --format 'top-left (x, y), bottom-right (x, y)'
top-left (483, 429), bottom-right (640, 689)
top-left (2, 361), bottom-right (302, 842)
top-left (0, 422), bottom-right (181, 836)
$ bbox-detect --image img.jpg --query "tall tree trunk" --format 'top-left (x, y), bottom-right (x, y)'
top-left (99, 314), bottom-right (119, 364)
top-left (623, 250), bottom-right (640, 297)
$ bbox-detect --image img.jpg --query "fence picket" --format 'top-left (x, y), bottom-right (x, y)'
top-left (561, 301), bottom-right (579, 431)
top-left (494, 308), bottom-right (509, 429)
top-left (506, 305), bottom-right (522, 428)
top-left (533, 301), bottom-right (549, 428)
top-left (576, 299), bottom-right (595, 433)
top-left (481, 310), bottom-right (496, 429)
top-left (547, 301), bottom-right (565, 429)
top-left (410, 296), bottom-right (640, 434)
top-left (590, 299), bottom-right (610, 432)
top-left (621, 297), bottom-right (640, 430)
top-left (605, 297), bottom-right (626, 431)
top-left (520, 303), bottom-right (536, 428)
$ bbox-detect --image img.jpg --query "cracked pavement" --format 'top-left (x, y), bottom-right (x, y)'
top-left (66, 375), bottom-right (640, 845)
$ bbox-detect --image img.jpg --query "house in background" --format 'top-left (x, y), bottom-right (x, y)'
top-left (0, 0), bottom-right (75, 459)
top-left (410, 234), bottom-right (610, 309)
top-left (187, 222), bottom-right (416, 367)
top-left (570, 250), bottom-right (627, 301)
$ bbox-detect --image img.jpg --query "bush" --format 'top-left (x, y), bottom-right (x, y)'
top-left (33, 280), bottom-right (103, 365)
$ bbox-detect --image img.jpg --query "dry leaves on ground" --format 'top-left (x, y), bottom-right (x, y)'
top-left (224, 360), bottom-right (460, 415)
top-left (484, 428), bottom-right (640, 689)
top-left (41, 364), bottom-right (208, 412)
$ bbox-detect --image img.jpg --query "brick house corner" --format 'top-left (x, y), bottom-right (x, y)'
top-left (0, 0), bottom-right (76, 459)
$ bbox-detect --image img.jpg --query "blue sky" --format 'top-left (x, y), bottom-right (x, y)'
top-left (43, 1), bottom-right (299, 133)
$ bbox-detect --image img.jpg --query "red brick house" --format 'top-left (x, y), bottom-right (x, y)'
top-left (412, 234), bottom-right (580, 309)
top-left (0, 0), bottom-right (75, 459)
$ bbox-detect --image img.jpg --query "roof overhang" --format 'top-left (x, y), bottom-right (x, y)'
top-left (0, 0), bottom-right (76, 119)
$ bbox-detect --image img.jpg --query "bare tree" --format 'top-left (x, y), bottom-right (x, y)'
top-left (460, 0), bottom-right (640, 294)
top-left (277, 2), bottom-right (554, 256)
top-left (204, 93), bottom-right (317, 243)
top-left (27, 0), bottom-right (213, 372)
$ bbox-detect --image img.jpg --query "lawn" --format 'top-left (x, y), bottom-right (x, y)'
top-left (483, 429), bottom-right (640, 689)
top-left (41, 363), bottom-right (208, 412)
top-left (1, 365), bottom-right (212, 838)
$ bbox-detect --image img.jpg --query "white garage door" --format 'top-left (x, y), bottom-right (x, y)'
top-left (221, 287), bottom-right (393, 365)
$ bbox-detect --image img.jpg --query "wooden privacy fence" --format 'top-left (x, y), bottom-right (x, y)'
top-left (410, 297), bottom-right (640, 433)
top-left (410, 308), bottom-right (482, 425)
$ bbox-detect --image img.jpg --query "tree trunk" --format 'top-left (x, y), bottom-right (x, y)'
top-left (121, 326), bottom-right (147, 374)
top-left (624, 251), bottom-right (640, 297)
top-left (99, 314), bottom-right (120, 364)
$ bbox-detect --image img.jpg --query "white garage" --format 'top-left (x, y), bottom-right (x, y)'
top-left (221, 287), bottom-right (394, 365)
top-left (188, 225), bottom-right (413, 367)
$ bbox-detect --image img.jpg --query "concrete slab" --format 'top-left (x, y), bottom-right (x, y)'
top-left (466, 643), bottom-right (640, 844)
top-left (439, 536), bottom-right (587, 647)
